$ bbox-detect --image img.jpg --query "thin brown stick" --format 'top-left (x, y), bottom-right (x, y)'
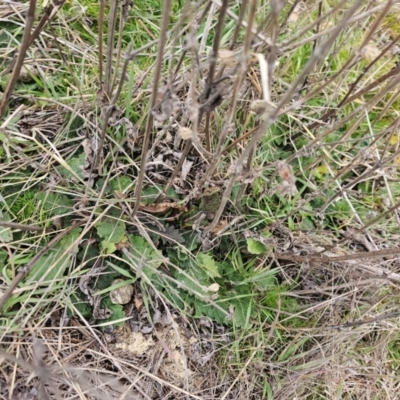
top-left (132, 0), bottom-right (172, 215)
top-left (329, 311), bottom-right (400, 330)
top-left (104, 0), bottom-right (119, 97)
top-left (98, 0), bottom-right (106, 86)
top-left (235, 0), bottom-right (280, 206)
top-left (279, 0), bottom-right (302, 28)
top-left (155, 139), bottom-right (192, 203)
top-left (111, 1), bottom-right (127, 90)
top-left (111, 44), bottom-right (134, 104)
top-left (95, 41), bottom-right (135, 170)
top-left (274, 247), bottom-right (400, 263)
top-left (222, 125), bottom-right (258, 155)
top-left (203, 0), bottom-right (229, 151)
top-left (95, 106), bottom-right (114, 170)
top-left (0, 0), bottom-right (36, 119)
top-left (0, 220), bottom-right (44, 233)
top-left (205, 0), bottom-right (228, 89)
top-left (28, 0), bottom-right (66, 47)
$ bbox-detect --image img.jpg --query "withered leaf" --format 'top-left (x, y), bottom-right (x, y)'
top-left (139, 202), bottom-right (188, 214)
top-left (210, 219), bottom-right (229, 234)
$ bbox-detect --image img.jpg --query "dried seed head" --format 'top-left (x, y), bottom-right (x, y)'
top-left (274, 161), bottom-right (297, 196)
top-left (218, 49), bottom-right (237, 66)
top-left (391, 45), bottom-right (400, 56)
top-left (183, 32), bottom-right (198, 51)
top-left (121, 0), bottom-right (134, 21)
top-left (360, 45), bottom-right (380, 62)
top-left (287, 1), bottom-right (305, 23)
top-left (277, 161), bottom-right (296, 185)
top-left (250, 100), bottom-right (268, 115)
top-left (179, 126), bottom-right (193, 140)
top-left (153, 87), bottom-right (180, 122)
top-left (276, 181), bottom-right (298, 196)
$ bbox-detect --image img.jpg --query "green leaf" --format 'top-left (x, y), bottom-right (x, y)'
top-left (98, 297), bottom-right (125, 327)
top-left (194, 299), bottom-right (228, 325)
top-left (95, 178), bottom-right (112, 194)
top-left (58, 153), bottom-right (86, 180)
top-left (26, 227), bottom-right (81, 284)
top-left (69, 291), bottom-right (92, 319)
top-left (127, 235), bottom-right (163, 278)
top-left (182, 231), bottom-right (200, 251)
top-left (173, 259), bottom-right (210, 294)
top-left (230, 295), bottom-right (254, 329)
top-left (244, 268), bottom-right (278, 289)
top-left (247, 238), bottom-right (267, 254)
top-left (173, 246), bottom-right (189, 261)
top-left (0, 212), bottom-right (12, 242)
top-left (95, 278), bottom-right (136, 296)
top-left (77, 241), bottom-right (99, 267)
top-left (129, 236), bottom-right (163, 265)
top-left (0, 251), bottom-right (8, 269)
top-left (141, 186), bottom-right (179, 204)
top-left (110, 176), bottom-right (133, 192)
top-left (93, 266), bottom-right (119, 291)
top-left (101, 240), bottom-right (117, 254)
top-left (300, 216), bottom-right (315, 231)
top-left (96, 218), bottom-right (126, 253)
top-left (107, 261), bottom-right (136, 279)
top-left (197, 253), bottom-right (221, 278)
top-left (161, 225), bottom-right (185, 244)
top-left (36, 192), bottom-right (74, 216)
top-left (279, 337), bottom-right (309, 362)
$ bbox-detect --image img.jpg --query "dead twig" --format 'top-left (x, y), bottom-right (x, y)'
top-left (274, 247), bottom-right (400, 263)
top-left (329, 310), bottom-right (400, 330)
top-left (132, 0), bottom-right (173, 215)
top-left (0, 0), bottom-right (37, 119)
top-left (0, 220), bottom-right (45, 233)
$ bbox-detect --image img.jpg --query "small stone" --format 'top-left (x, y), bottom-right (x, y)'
top-left (18, 64), bottom-right (39, 83)
top-left (110, 279), bottom-right (134, 305)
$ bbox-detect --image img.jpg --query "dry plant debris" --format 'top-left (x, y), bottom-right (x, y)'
top-left (2, 0), bottom-right (400, 399)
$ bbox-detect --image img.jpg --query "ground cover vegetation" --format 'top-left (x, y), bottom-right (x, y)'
top-left (1, 0), bottom-right (400, 398)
